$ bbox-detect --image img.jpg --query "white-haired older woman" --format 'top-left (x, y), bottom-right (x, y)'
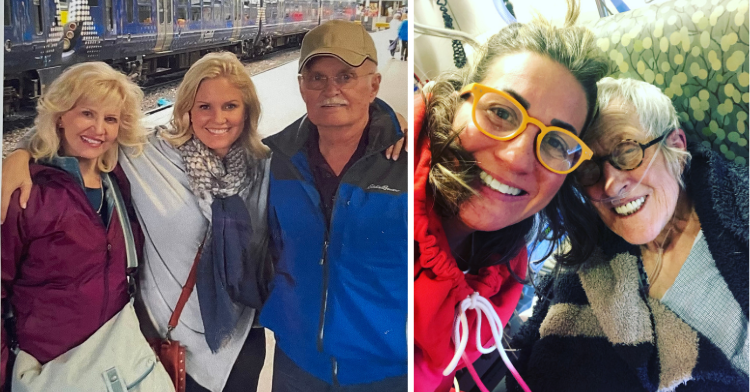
top-left (1, 62), bottom-right (149, 388)
top-left (508, 77), bottom-right (748, 392)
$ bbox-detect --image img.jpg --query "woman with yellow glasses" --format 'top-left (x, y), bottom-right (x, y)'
top-left (413, 1), bottom-right (608, 390)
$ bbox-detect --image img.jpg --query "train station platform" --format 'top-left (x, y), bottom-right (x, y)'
top-left (144, 28), bottom-right (408, 140)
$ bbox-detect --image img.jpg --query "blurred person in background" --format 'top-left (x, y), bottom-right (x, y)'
top-left (390, 13), bottom-right (403, 58)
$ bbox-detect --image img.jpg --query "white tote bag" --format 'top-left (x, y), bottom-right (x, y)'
top-left (11, 301), bottom-right (174, 392)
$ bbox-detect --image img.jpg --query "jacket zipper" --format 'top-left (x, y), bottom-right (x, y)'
top-left (317, 238), bottom-right (330, 352)
top-left (309, 136), bottom-right (390, 376)
top-left (315, 162), bottom-right (350, 352)
top-left (331, 356), bottom-right (339, 386)
top-left (80, 177), bottom-right (111, 325)
top-left (101, 242), bottom-right (111, 324)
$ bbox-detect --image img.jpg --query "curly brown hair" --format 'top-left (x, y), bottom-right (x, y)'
top-left (423, 0), bottom-right (610, 273)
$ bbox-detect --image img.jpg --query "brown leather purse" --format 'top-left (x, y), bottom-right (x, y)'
top-left (150, 242), bottom-right (204, 392)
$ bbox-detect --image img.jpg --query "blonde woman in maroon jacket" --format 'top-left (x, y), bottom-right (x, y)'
top-left (1, 62), bottom-right (146, 389)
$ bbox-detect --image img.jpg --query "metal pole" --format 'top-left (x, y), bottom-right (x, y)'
top-left (594, 0), bottom-right (610, 18)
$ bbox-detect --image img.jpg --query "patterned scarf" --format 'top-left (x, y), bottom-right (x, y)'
top-left (177, 136), bottom-right (258, 352)
top-left (177, 136), bottom-right (249, 201)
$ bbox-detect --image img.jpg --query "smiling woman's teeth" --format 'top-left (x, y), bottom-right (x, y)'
top-left (81, 136), bottom-right (102, 146)
top-left (207, 128), bottom-right (229, 135)
top-left (614, 196), bottom-right (646, 216)
top-left (479, 171), bottom-right (523, 196)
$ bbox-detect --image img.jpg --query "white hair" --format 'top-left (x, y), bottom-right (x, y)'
top-left (588, 77), bottom-right (691, 187)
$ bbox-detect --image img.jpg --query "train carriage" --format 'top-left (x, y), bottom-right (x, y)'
top-left (4, 0), bottom-right (64, 113)
top-left (3, 0), bottom-right (357, 116)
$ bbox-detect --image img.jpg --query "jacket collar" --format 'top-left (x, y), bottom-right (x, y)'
top-left (540, 251), bottom-right (700, 391)
top-left (265, 98), bottom-right (403, 159)
top-left (684, 144), bottom-right (749, 318)
top-left (38, 155), bottom-right (117, 228)
top-left (39, 155), bottom-right (87, 189)
top-left (686, 143), bottom-right (748, 244)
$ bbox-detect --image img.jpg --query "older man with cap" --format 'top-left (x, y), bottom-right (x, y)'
top-left (259, 20), bottom-right (408, 391)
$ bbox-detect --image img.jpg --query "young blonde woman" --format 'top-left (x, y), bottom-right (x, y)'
top-left (121, 52), bottom-right (272, 392)
top-left (1, 62), bottom-right (150, 388)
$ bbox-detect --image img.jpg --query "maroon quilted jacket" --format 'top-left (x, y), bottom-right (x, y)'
top-left (1, 161), bottom-right (143, 388)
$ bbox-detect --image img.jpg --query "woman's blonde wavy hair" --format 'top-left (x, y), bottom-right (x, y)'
top-left (164, 52), bottom-right (269, 159)
top-left (423, 0), bottom-right (610, 272)
top-left (29, 61), bottom-right (146, 172)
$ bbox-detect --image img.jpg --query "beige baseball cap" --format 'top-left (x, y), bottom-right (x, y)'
top-left (298, 20), bottom-right (378, 73)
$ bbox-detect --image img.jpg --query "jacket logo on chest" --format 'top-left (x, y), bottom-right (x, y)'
top-left (366, 184), bottom-right (401, 193)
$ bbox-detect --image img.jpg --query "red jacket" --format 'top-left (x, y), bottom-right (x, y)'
top-left (413, 95), bottom-right (527, 391)
top-left (1, 162), bottom-right (143, 388)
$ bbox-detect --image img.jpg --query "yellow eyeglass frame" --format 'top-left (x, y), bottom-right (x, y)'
top-left (459, 83), bottom-right (594, 174)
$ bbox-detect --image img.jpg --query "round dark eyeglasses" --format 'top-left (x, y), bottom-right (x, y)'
top-left (573, 133), bottom-right (668, 187)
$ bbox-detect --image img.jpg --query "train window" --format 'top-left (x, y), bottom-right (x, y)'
top-left (88, 0), bottom-right (97, 6)
top-left (213, 0), bottom-right (221, 20)
top-left (202, 0), bottom-right (210, 20)
top-left (4, 0), bottom-right (11, 26)
top-left (242, 0), bottom-right (250, 23)
top-left (177, 0), bottom-right (187, 21)
top-left (223, 0), bottom-right (232, 20)
top-left (165, 0), bottom-right (172, 24)
top-left (138, 0), bottom-right (151, 23)
top-left (105, 0), bottom-right (113, 29)
top-left (190, 0), bottom-right (199, 20)
top-left (32, 0), bottom-right (43, 34)
top-left (126, 0), bottom-right (133, 22)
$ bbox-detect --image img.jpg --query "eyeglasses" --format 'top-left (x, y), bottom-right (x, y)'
top-left (459, 83), bottom-right (593, 175)
top-left (573, 133), bottom-right (668, 187)
top-left (298, 71), bottom-right (376, 91)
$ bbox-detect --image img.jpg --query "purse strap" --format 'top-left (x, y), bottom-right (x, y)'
top-left (166, 238), bottom-right (205, 340)
top-left (104, 173), bottom-right (139, 298)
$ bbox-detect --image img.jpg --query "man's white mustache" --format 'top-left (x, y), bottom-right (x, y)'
top-left (319, 99), bottom-right (349, 107)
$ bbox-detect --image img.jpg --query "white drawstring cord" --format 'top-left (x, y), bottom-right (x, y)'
top-left (443, 292), bottom-right (532, 392)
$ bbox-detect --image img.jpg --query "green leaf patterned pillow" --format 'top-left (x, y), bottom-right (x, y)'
top-left (590, 0), bottom-right (749, 165)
